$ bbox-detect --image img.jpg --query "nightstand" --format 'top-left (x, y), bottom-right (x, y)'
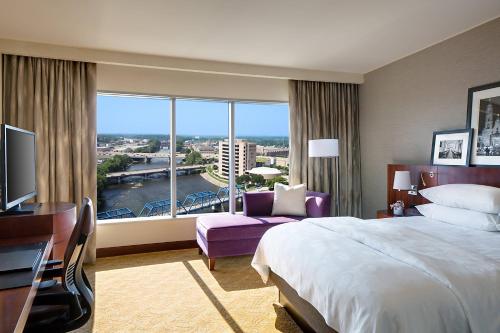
top-left (376, 209), bottom-right (394, 218)
top-left (376, 207), bottom-right (422, 219)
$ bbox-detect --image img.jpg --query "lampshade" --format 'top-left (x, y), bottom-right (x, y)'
top-left (308, 139), bottom-right (339, 157)
top-left (393, 171), bottom-right (411, 190)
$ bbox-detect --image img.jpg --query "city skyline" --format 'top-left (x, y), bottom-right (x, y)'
top-left (97, 94), bottom-right (289, 136)
top-left (97, 133), bottom-right (289, 138)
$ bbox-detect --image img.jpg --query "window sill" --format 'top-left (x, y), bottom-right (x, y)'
top-left (96, 211), bottom-right (243, 225)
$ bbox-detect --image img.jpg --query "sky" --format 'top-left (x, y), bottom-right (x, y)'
top-left (97, 95), bottom-right (289, 136)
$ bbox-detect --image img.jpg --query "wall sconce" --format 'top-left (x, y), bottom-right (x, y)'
top-left (420, 171), bottom-right (436, 187)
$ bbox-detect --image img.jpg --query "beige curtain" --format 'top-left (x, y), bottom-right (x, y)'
top-left (2, 54), bottom-right (97, 263)
top-left (289, 80), bottom-right (362, 217)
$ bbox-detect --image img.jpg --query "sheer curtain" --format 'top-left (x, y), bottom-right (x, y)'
top-left (2, 54), bottom-right (97, 263)
top-left (289, 80), bottom-right (362, 217)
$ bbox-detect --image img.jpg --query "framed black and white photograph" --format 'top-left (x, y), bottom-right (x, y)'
top-left (467, 81), bottom-right (500, 166)
top-left (431, 129), bottom-right (473, 166)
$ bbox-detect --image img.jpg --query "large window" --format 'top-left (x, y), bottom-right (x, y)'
top-left (97, 94), bottom-right (288, 221)
top-left (175, 99), bottom-right (228, 215)
top-left (235, 103), bottom-right (289, 211)
top-left (96, 95), bottom-right (170, 220)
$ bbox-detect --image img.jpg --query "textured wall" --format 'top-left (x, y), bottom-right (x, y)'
top-left (360, 18), bottom-right (500, 218)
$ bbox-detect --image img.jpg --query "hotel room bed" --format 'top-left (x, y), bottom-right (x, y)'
top-left (251, 216), bottom-right (500, 333)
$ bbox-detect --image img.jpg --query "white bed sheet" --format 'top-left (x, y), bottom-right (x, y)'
top-left (251, 216), bottom-right (500, 333)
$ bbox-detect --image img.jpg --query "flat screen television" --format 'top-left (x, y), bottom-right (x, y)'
top-left (1, 124), bottom-right (37, 213)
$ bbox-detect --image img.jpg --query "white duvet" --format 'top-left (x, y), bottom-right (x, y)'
top-left (251, 216), bottom-right (500, 333)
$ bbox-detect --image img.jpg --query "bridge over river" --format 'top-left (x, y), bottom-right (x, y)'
top-left (106, 164), bottom-right (207, 182)
top-left (97, 186), bottom-right (244, 220)
top-left (98, 151), bottom-right (186, 163)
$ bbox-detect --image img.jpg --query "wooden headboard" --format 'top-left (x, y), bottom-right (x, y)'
top-left (387, 164), bottom-right (500, 210)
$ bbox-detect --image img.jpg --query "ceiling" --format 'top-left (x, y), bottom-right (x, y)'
top-left (0, 0), bottom-right (499, 74)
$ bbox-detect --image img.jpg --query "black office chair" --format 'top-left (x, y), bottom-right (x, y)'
top-left (24, 197), bottom-right (95, 333)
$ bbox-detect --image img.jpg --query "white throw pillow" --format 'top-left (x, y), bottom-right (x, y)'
top-left (419, 184), bottom-right (500, 214)
top-left (416, 203), bottom-right (500, 232)
top-left (271, 183), bottom-right (307, 217)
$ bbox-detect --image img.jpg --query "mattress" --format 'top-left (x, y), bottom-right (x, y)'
top-left (251, 216), bottom-right (500, 333)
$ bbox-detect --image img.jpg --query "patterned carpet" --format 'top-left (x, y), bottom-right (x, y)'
top-left (73, 249), bottom-right (302, 333)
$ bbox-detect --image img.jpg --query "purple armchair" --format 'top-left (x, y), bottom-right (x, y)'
top-left (196, 191), bottom-right (331, 270)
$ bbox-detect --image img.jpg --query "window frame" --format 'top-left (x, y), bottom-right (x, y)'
top-left (96, 91), bottom-right (288, 223)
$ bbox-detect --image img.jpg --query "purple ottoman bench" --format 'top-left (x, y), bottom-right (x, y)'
top-left (196, 191), bottom-right (331, 270)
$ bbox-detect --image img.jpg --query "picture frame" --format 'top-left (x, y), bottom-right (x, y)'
top-left (467, 81), bottom-right (500, 166)
top-left (431, 129), bottom-right (473, 166)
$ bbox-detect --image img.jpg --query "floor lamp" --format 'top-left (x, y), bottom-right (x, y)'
top-left (308, 139), bottom-right (340, 216)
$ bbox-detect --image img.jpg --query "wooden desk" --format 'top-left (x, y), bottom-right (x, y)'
top-left (0, 203), bottom-right (76, 259)
top-left (0, 203), bottom-right (76, 333)
top-left (0, 235), bottom-right (53, 333)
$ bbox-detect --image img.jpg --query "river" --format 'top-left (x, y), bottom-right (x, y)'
top-left (99, 157), bottom-right (239, 217)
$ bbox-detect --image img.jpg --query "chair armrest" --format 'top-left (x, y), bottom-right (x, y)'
top-left (33, 290), bottom-right (74, 306)
top-left (305, 191), bottom-right (332, 217)
top-left (41, 267), bottom-right (64, 280)
top-left (33, 290), bottom-right (83, 319)
top-left (44, 259), bottom-right (63, 267)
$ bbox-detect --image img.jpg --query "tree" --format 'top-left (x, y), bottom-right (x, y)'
top-left (275, 165), bottom-right (289, 175)
top-left (236, 174), bottom-right (251, 185)
top-left (266, 176), bottom-right (288, 190)
top-left (134, 139), bottom-right (161, 153)
top-left (96, 154), bottom-right (133, 209)
top-left (184, 150), bottom-right (203, 165)
top-left (250, 174), bottom-right (265, 186)
top-left (176, 138), bottom-right (186, 152)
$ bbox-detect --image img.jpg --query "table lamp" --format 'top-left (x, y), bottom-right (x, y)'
top-left (393, 171), bottom-right (411, 191)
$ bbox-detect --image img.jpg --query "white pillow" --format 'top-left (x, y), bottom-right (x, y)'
top-left (416, 203), bottom-right (500, 232)
top-left (419, 184), bottom-right (500, 214)
top-left (271, 183), bottom-right (307, 217)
